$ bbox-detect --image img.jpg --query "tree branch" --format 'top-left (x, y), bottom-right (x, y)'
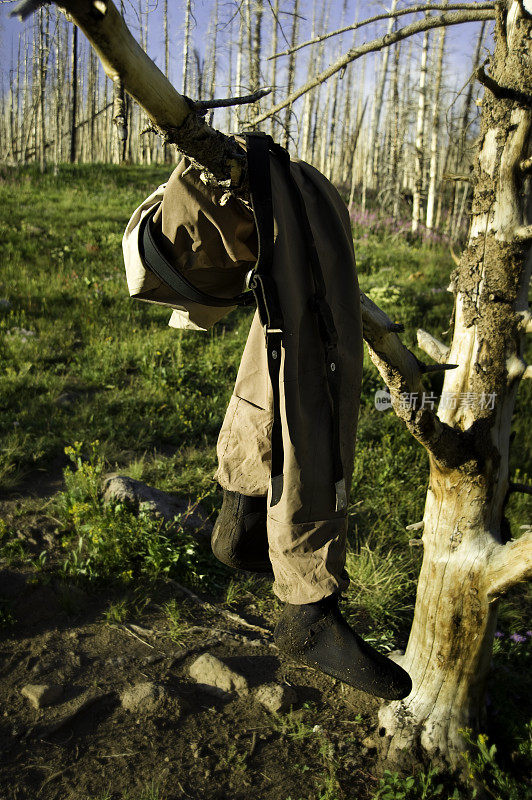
top-left (194, 87), bottom-right (272, 111)
top-left (360, 293), bottom-right (470, 468)
top-left (269, 3), bottom-right (495, 61)
top-left (442, 173), bottom-right (472, 182)
top-left (514, 224), bottom-right (532, 242)
top-left (519, 156), bottom-right (532, 174)
top-left (247, 9), bottom-right (496, 128)
top-left (12, 0), bottom-right (249, 196)
top-left (417, 329), bottom-right (451, 363)
top-left (487, 531), bottom-right (532, 600)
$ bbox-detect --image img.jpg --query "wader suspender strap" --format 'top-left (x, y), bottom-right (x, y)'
top-left (244, 132), bottom-right (346, 513)
top-left (245, 133), bottom-right (285, 507)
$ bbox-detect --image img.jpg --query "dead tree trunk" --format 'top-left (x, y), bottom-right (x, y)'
top-left (374, 0), bottom-right (532, 774)
top-left (412, 23), bottom-right (430, 233)
top-left (283, 0), bottom-right (299, 150)
top-left (69, 24), bottom-right (78, 163)
top-left (425, 10), bottom-right (447, 230)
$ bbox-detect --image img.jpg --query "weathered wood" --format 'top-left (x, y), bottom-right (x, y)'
top-left (376, 0), bottom-right (532, 774)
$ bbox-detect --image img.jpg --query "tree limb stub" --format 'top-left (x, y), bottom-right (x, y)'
top-left (406, 520), bottom-right (425, 531)
top-left (248, 9), bottom-right (496, 128)
top-left (417, 329), bottom-right (451, 363)
top-left (12, 0), bottom-right (249, 194)
top-left (487, 530), bottom-right (532, 600)
top-left (194, 87), bottom-right (272, 111)
top-left (518, 310), bottom-right (532, 333)
top-left (476, 65), bottom-right (532, 108)
top-left (360, 293), bottom-right (469, 467)
top-left (514, 224), bottom-right (532, 242)
top-left (442, 173), bottom-right (472, 182)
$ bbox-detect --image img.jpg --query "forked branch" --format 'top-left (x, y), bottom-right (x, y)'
top-left (269, 3), bottom-right (495, 60)
top-left (360, 293), bottom-right (470, 468)
top-left (247, 8), bottom-right (496, 127)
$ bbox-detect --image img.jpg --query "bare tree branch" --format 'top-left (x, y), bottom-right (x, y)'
top-left (417, 329), bottom-right (451, 363)
top-left (442, 173), bottom-right (473, 181)
top-left (476, 65), bottom-right (532, 107)
top-left (360, 293), bottom-right (469, 468)
top-left (487, 531), bottom-right (532, 600)
top-left (195, 87), bottom-right (271, 111)
top-left (247, 8), bottom-right (496, 128)
top-left (269, 3), bottom-right (495, 61)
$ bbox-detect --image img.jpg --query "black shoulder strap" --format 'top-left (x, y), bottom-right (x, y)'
top-left (246, 132), bottom-right (347, 513)
top-left (245, 132), bottom-right (285, 507)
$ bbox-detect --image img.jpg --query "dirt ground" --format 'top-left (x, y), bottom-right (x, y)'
top-left (0, 490), bottom-right (391, 800)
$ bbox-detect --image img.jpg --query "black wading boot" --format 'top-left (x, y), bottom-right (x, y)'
top-left (211, 489), bottom-right (273, 574)
top-left (274, 594), bottom-right (412, 700)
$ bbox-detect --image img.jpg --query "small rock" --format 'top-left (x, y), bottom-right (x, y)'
top-left (188, 654), bottom-right (248, 696)
top-left (68, 652), bottom-right (82, 668)
top-left (362, 736), bottom-right (377, 749)
top-left (21, 684), bottom-right (63, 709)
top-left (255, 683), bottom-right (297, 713)
top-left (190, 742), bottom-right (201, 759)
top-left (120, 682), bottom-right (169, 714)
top-left (102, 474), bottom-right (210, 531)
top-left (106, 656), bottom-right (126, 668)
top-left (144, 654), bottom-right (164, 665)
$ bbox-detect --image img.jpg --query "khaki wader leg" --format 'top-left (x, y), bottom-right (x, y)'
top-left (215, 158), bottom-right (364, 605)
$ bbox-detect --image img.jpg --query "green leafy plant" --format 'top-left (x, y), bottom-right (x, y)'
top-left (103, 599), bottom-right (130, 624)
top-left (459, 728), bottom-right (531, 800)
top-left (0, 599), bottom-right (15, 628)
top-left (371, 766), bottom-right (461, 800)
top-left (54, 441), bottom-right (217, 589)
top-left (162, 598), bottom-right (189, 643)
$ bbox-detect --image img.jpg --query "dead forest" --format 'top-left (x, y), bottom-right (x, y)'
top-left (0, 1), bottom-right (492, 240)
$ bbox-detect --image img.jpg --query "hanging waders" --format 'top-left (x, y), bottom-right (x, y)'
top-left (122, 134), bottom-right (364, 603)
top-left (138, 132), bottom-right (346, 515)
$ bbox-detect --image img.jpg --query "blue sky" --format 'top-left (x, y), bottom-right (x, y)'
top-left (0, 1), bottom-right (493, 108)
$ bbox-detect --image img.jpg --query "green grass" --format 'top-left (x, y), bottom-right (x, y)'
top-left (1, 163), bottom-right (530, 610)
top-left (0, 164), bottom-right (530, 800)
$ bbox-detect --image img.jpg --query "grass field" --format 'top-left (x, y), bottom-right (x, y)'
top-left (0, 163), bottom-right (530, 800)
